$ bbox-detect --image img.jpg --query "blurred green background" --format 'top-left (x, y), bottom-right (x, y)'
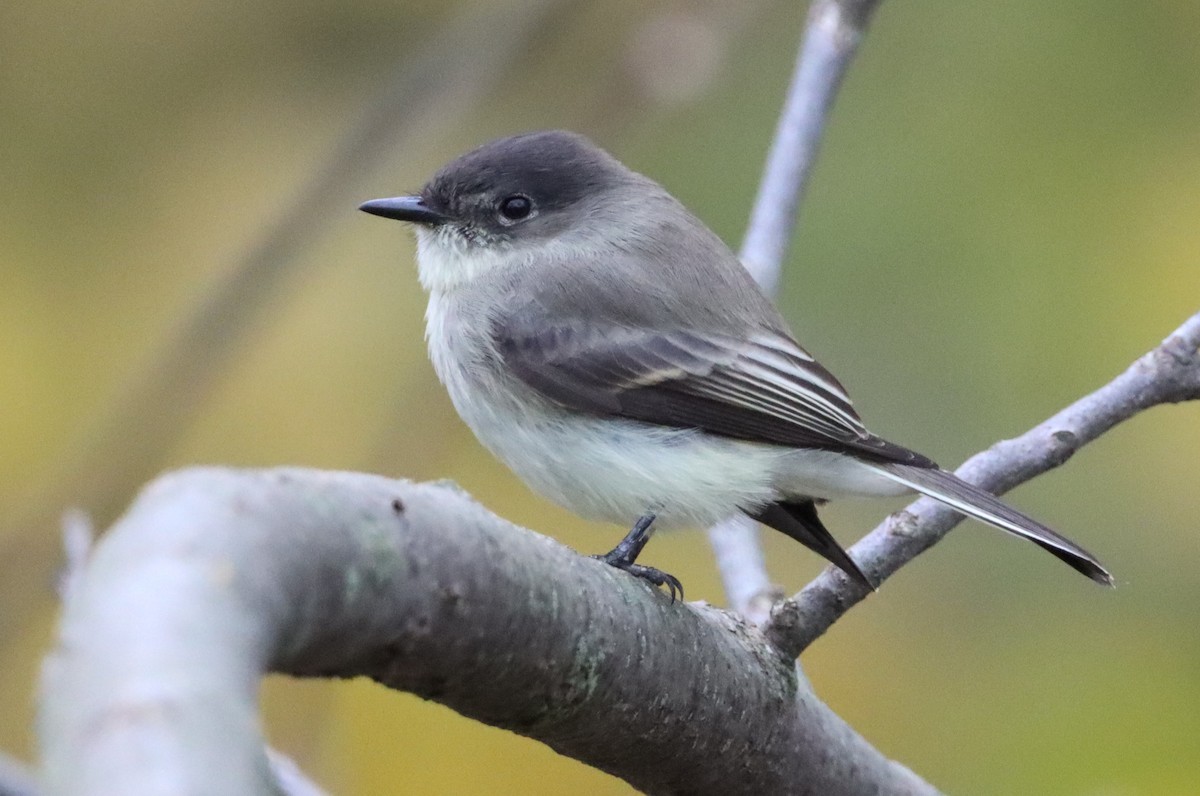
top-left (3, 0), bottom-right (1198, 793)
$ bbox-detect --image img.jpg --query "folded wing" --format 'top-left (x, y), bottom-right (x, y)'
top-left (494, 320), bottom-right (935, 467)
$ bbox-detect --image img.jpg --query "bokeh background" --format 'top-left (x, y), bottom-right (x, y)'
top-left (3, 0), bottom-right (1198, 793)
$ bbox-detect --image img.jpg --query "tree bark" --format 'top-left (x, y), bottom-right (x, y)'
top-left (40, 468), bottom-right (935, 795)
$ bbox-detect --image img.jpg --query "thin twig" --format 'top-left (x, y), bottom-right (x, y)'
top-left (739, 0), bottom-right (884, 292)
top-left (765, 310), bottom-right (1200, 657)
top-left (709, 0), bottom-right (887, 620)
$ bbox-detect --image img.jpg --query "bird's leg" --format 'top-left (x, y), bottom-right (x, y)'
top-left (602, 513), bottom-right (656, 563)
top-left (591, 514), bottom-right (684, 602)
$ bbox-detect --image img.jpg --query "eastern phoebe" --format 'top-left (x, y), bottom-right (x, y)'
top-left (361, 130), bottom-right (1111, 598)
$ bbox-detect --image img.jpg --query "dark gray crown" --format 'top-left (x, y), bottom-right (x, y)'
top-left (422, 130), bottom-right (625, 218)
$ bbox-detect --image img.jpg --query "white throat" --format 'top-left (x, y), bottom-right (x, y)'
top-left (412, 194), bottom-right (664, 294)
top-left (413, 226), bottom-right (522, 293)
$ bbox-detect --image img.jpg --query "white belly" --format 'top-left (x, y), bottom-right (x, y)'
top-left (424, 290), bottom-right (908, 531)
top-left (472, 409), bottom-right (787, 528)
top-left (450, 389), bottom-right (908, 529)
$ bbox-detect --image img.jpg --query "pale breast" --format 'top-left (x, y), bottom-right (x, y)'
top-left (423, 289), bottom-right (788, 529)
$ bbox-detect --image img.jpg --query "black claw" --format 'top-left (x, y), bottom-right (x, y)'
top-left (590, 513), bottom-right (685, 603)
top-left (592, 557), bottom-right (685, 603)
top-left (625, 562), bottom-right (684, 603)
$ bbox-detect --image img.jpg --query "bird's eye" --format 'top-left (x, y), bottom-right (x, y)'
top-left (498, 195), bottom-right (533, 222)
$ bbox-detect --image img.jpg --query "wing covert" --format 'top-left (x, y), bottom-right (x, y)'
top-left (494, 319), bottom-right (934, 466)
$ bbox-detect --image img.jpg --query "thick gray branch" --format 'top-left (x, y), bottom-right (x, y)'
top-left (711, 0), bottom-right (887, 619)
top-left (39, 468), bottom-right (935, 796)
top-left (766, 310), bottom-right (1200, 657)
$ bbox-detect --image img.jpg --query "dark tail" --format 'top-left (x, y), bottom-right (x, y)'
top-left (749, 500), bottom-right (874, 590)
top-left (866, 462), bottom-right (1113, 585)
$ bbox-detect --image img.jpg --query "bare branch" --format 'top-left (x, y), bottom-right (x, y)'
top-left (710, 0), bottom-right (887, 618)
top-left (739, 0), bottom-right (884, 291)
top-left (39, 468), bottom-right (937, 796)
top-left (765, 310), bottom-right (1200, 657)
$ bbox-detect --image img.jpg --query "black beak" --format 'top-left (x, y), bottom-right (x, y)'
top-left (359, 196), bottom-right (448, 225)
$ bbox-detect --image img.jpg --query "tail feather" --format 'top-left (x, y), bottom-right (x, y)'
top-left (867, 463), bottom-right (1113, 586)
top-left (749, 500), bottom-right (875, 590)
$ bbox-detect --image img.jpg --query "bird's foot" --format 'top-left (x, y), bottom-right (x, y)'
top-left (590, 514), bottom-right (684, 602)
top-left (593, 555), bottom-right (684, 603)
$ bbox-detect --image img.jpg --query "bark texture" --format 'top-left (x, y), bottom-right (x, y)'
top-left (40, 468), bottom-right (935, 795)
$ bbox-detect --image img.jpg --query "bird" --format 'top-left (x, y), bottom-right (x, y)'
top-left (360, 129), bottom-right (1111, 599)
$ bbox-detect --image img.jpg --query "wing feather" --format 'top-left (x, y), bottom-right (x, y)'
top-left (495, 320), bottom-right (935, 467)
